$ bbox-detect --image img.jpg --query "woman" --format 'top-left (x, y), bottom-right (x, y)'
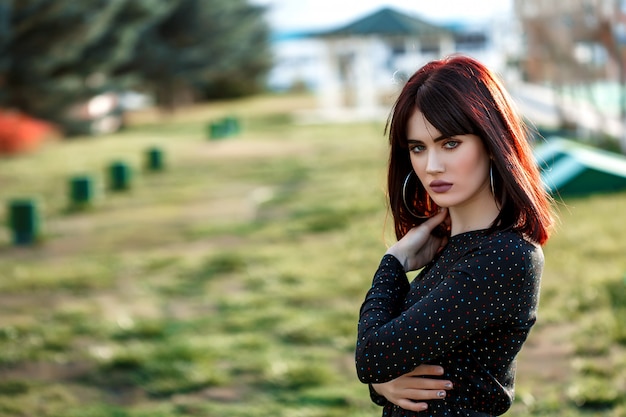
top-left (355, 55), bottom-right (554, 416)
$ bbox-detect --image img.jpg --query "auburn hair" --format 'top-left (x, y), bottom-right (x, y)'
top-left (386, 55), bottom-right (554, 245)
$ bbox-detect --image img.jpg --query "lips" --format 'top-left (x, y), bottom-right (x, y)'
top-left (429, 180), bottom-right (453, 193)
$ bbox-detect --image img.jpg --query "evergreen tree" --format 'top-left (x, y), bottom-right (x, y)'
top-left (0, 0), bottom-right (272, 134)
top-left (0, 0), bottom-right (174, 133)
top-left (118, 0), bottom-right (273, 109)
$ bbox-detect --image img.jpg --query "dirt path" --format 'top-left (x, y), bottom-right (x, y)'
top-left (515, 322), bottom-right (576, 398)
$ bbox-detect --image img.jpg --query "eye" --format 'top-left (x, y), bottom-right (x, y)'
top-left (443, 140), bottom-right (460, 149)
top-left (409, 143), bottom-right (426, 153)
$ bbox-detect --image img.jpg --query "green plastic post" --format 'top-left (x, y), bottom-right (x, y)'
top-left (208, 117), bottom-right (241, 140)
top-left (108, 161), bottom-right (132, 191)
top-left (146, 147), bottom-right (165, 172)
top-left (69, 175), bottom-right (95, 208)
top-left (7, 199), bottom-right (40, 245)
top-left (224, 116), bottom-right (240, 136)
top-left (208, 121), bottom-right (224, 140)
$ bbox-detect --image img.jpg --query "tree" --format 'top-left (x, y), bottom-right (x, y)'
top-left (594, 0), bottom-right (626, 153)
top-left (117, 0), bottom-right (272, 109)
top-left (514, 0), bottom-right (626, 153)
top-left (0, 0), bottom-right (272, 135)
top-left (0, 0), bottom-right (174, 134)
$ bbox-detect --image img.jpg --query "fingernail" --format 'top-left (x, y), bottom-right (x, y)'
top-left (437, 391), bottom-right (446, 398)
top-left (419, 404), bottom-right (428, 410)
top-left (445, 382), bottom-right (453, 389)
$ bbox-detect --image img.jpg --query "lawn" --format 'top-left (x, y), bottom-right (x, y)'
top-left (0, 93), bottom-right (624, 417)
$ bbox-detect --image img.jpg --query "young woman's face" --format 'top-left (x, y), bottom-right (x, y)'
top-left (406, 109), bottom-right (492, 212)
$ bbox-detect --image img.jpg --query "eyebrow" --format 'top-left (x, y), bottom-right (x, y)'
top-left (407, 135), bottom-right (448, 144)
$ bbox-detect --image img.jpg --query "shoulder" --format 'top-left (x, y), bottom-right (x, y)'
top-left (483, 230), bottom-right (543, 257)
top-left (451, 229), bottom-right (544, 276)
top-left (489, 230), bottom-right (544, 269)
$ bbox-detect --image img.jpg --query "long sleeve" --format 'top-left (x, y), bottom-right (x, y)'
top-left (355, 254), bottom-right (410, 383)
top-left (355, 239), bottom-right (542, 384)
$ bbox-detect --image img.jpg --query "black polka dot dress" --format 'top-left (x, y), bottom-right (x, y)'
top-left (355, 229), bottom-right (544, 416)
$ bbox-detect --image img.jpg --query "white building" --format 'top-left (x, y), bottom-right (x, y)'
top-left (267, 7), bottom-right (514, 121)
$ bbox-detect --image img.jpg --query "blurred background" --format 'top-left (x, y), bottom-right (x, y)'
top-left (4, 0), bottom-right (626, 152)
top-left (0, 1), bottom-right (625, 416)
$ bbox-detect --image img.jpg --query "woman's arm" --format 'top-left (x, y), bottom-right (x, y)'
top-left (356, 236), bottom-right (539, 383)
top-left (372, 365), bottom-right (453, 412)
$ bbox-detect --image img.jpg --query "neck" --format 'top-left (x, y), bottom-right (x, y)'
top-left (449, 193), bottom-right (500, 236)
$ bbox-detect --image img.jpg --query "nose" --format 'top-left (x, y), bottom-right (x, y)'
top-left (426, 149), bottom-right (444, 174)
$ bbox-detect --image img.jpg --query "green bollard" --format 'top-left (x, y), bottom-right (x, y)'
top-left (224, 116), bottom-right (240, 136)
top-left (7, 199), bottom-right (40, 245)
top-left (207, 117), bottom-right (242, 140)
top-left (208, 121), bottom-right (224, 140)
top-left (145, 147), bottom-right (165, 172)
top-left (108, 161), bottom-right (132, 191)
top-left (68, 175), bottom-right (95, 209)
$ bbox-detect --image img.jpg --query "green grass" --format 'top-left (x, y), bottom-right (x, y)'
top-left (0, 93), bottom-right (625, 416)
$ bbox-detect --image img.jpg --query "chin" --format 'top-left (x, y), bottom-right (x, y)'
top-left (432, 197), bottom-right (455, 209)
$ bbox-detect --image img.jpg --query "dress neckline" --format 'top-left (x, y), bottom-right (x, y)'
top-left (449, 228), bottom-right (491, 241)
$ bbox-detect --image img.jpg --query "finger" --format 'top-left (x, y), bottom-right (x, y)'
top-left (405, 378), bottom-right (453, 391)
top-left (408, 365), bottom-right (444, 376)
top-left (406, 388), bottom-right (449, 400)
top-left (436, 237), bottom-right (448, 253)
top-left (421, 208), bottom-right (448, 231)
top-left (397, 399), bottom-right (428, 412)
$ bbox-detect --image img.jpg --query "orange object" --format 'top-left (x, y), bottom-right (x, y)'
top-left (0, 109), bottom-right (59, 155)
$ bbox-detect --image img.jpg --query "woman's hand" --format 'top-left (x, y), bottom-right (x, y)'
top-left (372, 365), bottom-right (453, 412)
top-left (386, 208), bottom-right (450, 271)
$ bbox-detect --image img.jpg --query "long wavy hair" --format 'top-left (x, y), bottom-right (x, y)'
top-left (387, 55), bottom-right (554, 245)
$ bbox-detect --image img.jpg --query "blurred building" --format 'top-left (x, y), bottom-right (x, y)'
top-left (267, 7), bottom-right (517, 121)
top-left (514, 0), bottom-right (626, 83)
top-left (513, 0), bottom-right (626, 152)
top-left (310, 7), bottom-right (454, 119)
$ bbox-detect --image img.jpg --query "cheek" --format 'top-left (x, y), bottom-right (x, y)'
top-left (454, 150), bottom-right (489, 181)
top-left (410, 155), bottom-right (427, 179)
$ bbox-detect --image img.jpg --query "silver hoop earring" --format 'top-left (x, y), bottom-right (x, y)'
top-left (402, 171), bottom-right (435, 218)
top-left (490, 163), bottom-right (502, 210)
top-left (490, 164), bottom-right (495, 197)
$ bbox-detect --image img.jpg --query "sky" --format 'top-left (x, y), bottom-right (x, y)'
top-left (251, 0), bottom-right (514, 32)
